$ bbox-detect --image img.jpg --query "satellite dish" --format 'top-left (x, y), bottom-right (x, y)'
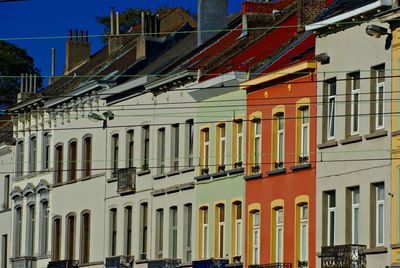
top-left (385, 33), bottom-right (393, 51)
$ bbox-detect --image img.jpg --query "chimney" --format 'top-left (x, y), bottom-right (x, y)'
top-left (108, 8), bottom-right (123, 54)
top-left (17, 74), bottom-right (37, 103)
top-left (197, 0), bottom-right (228, 46)
top-left (64, 29), bottom-right (90, 75)
top-left (297, 0), bottom-right (327, 32)
top-left (49, 48), bottom-right (57, 85)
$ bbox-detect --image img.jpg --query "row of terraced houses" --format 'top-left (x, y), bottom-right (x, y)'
top-left (2, 0), bottom-right (400, 268)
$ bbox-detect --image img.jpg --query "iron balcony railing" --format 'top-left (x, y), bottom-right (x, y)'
top-left (11, 257), bottom-right (36, 268)
top-left (249, 263), bottom-right (292, 268)
top-left (105, 255), bottom-right (134, 268)
top-left (47, 260), bottom-right (79, 268)
top-left (148, 258), bottom-right (181, 268)
top-left (321, 244), bottom-right (366, 268)
top-left (116, 167), bottom-right (136, 194)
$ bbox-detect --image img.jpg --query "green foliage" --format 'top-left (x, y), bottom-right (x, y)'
top-left (0, 41), bottom-right (43, 108)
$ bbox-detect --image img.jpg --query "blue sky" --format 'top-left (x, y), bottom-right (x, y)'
top-left (0, 0), bottom-right (243, 86)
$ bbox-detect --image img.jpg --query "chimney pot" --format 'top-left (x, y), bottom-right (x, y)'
top-left (20, 74), bottom-right (24, 93)
top-left (80, 30), bottom-right (84, 42)
top-left (110, 8), bottom-right (115, 36)
top-left (116, 11), bottom-right (120, 35)
top-left (75, 29), bottom-right (79, 41)
top-left (33, 74), bottom-right (37, 93)
top-left (141, 12), bottom-right (145, 35)
top-left (69, 29), bottom-right (73, 41)
top-left (85, 30), bottom-right (89, 42)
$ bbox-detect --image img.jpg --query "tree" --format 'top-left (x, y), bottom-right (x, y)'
top-left (0, 41), bottom-right (43, 108)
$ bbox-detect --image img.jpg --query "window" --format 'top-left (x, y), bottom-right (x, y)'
top-left (142, 126), bottom-right (150, 171)
top-left (126, 130), bottom-right (134, 168)
top-left (124, 206), bottom-right (132, 256)
top-left (13, 207), bottom-right (22, 257)
top-left (39, 201), bottom-right (48, 256)
top-left (274, 113), bottom-right (284, 169)
top-left (68, 140), bottom-right (77, 181)
top-left (184, 204), bottom-right (192, 262)
top-left (110, 208), bottom-right (117, 256)
top-left (253, 119), bottom-right (261, 172)
top-left (55, 144), bottom-right (63, 184)
top-left (29, 136), bottom-right (37, 173)
top-left (200, 207), bottom-right (209, 258)
top-left (216, 204), bottom-right (225, 258)
top-left (252, 211), bottom-right (260, 265)
top-left (52, 217), bottom-right (61, 261)
top-left (300, 205), bottom-right (308, 266)
top-left (66, 214), bottom-right (75, 260)
top-left (376, 184), bottom-right (385, 246)
top-left (350, 73), bottom-right (360, 134)
top-left (327, 80), bottom-right (336, 140)
top-left (3, 176), bottom-right (10, 210)
top-left (16, 140), bottom-right (24, 177)
top-left (217, 124), bottom-right (226, 168)
top-left (42, 132), bottom-right (50, 170)
top-left (156, 209), bottom-right (164, 258)
top-left (26, 205), bottom-right (35, 256)
top-left (80, 212), bottom-right (90, 263)
top-left (157, 128), bottom-right (166, 174)
top-left (327, 192), bottom-right (336, 246)
top-left (233, 202), bottom-right (242, 257)
top-left (140, 203), bottom-right (148, 260)
top-left (300, 107), bottom-right (309, 162)
top-left (172, 124), bottom-right (180, 171)
top-left (111, 134), bottom-right (119, 173)
top-left (201, 128), bottom-right (210, 174)
top-left (372, 66), bottom-right (385, 130)
top-left (275, 208), bottom-right (283, 262)
top-left (1, 235), bottom-right (7, 268)
top-left (236, 120), bottom-right (243, 164)
top-left (82, 136), bottom-right (92, 177)
top-left (170, 207), bottom-right (178, 259)
top-left (186, 120), bottom-right (194, 167)
top-left (352, 188), bottom-right (360, 244)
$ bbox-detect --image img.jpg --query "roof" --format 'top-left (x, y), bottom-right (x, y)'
top-left (0, 117), bottom-right (13, 144)
top-left (314, 0), bottom-right (377, 22)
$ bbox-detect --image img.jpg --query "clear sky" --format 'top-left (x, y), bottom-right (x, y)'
top-left (0, 0), bottom-right (243, 86)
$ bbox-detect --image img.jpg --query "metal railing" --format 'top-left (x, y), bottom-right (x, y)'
top-left (47, 260), bottom-right (79, 268)
top-left (105, 256), bottom-right (134, 268)
top-left (249, 263), bottom-right (292, 268)
top-left (148, 258), bottom-right (181, 268)
top-left (321, 244), bottom-right (366, 268)
top-left (116, 167), bottom-right (136, 194)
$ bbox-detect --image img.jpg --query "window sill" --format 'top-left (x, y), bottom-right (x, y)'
top-left (35, 255), bottom-right (50, 260)
top-left (153, 174), bottom-right (166, 180)
top-left (166, 170), bottom-right (180, 177)
top-left (365, 246), bottom-right (388, 255)
top-left (365, 129), bottom-right (388, 140)
top-left (290, 163), bottom-right (311, 171)
top-left (0, 208), bottom-right (11, 214)
top-left (65, 180), bottom-right (78, 185)
top-left (340, 135), bottom-right (362, 145)
top-left (393, 130), bottom-right (400, 137)
top-left (317, 140), bottom-right (338, 149)
top-left (228, 167), bottom-right (245, 175)
top-left (243, 173), bottom-right (262, 180)
top-left (137, 170), bottom-right (151, 177)
top-left (181, 167), bottom-right (195, 174)
top-left (194, 174), bottom-right (211, 181)
top-left (135, 259), bottom-right (149, 264)
top-left (267, 168), bottom-right (286, 176)
top-left (212, 171), bottom-right (228, 179)
top-left (391, 243), bottom-right (400, 249)
top-left (107, 177), bottom-right (118, 183)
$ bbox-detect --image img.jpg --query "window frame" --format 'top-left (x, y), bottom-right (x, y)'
top-left (252, 211), bottom-right (260, 265)
top-left (42, 132), bottom-right (50, 171)
top-left (80, 211), bottom-right (91, 264)
top-left (54, 143), bottom-right (64, 184)
top-left (276, 113), bottom-right (284, 168)
top-left (234, 201), bottom-right (242, 258)
top-left (275, 208), bottom-right (284, 263)
top-left (126, 130), bottom-right (134, 168)
top-left (218, 124), bottom-right (226, 167)
top-left (300, 106), bottom-right (309, 161)
top-left (16, 140), bottom-right (24, 178)
top-left (376, 184), bottom-right (385, 246)
top-left (124, 206), bottom-right (132, 256)
top-left (82, 135), bottom-right (92, 178)
top-left (184, 204), bottom-right (192, 262)
top-left (156, 208), bottom-right (164, 259)
top-left (351, 188), bottom-right (360, 244)
top-left (201, 207), bottom-right (209, 259)
top-left (236, 120), bottom-right (243, 164)
top-left (157, 128), bottom-right (166, 174)
top-left (376, 82), bottom-right (385, 130)
top-left (142, 126), bottom-right (150, 171)
top-left (66, 213), bottom-right (76, 260)
top-left (254, 119), bottom-right (261, 170)
top-left (29, 136), bottom-right (37, 174)
top-left (110, 208), bottom-right (117, 256)
top-left (299, 205), bottom-right (308, 264)
top-left (172, 124), bottom-right (180, 171)
top-left (327, 192), bottom-right (336, 246)
top-left (68, 140), bottom-right (77, 182)
top-left (170, 206), bottom-right (178, 259)
top-left (186, 120), bottom-right (194, 168)
top-left (327, 81), bottom-right (336, 140)
top-left (216, 204), bottom-right (225, 258)
top-left (111, 134), bottom-right (119, 174)
top-left (350, 73), bottom-right (360, 135)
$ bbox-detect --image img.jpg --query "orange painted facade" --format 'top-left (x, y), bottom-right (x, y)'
top-left (243, 62), bottom-right (317, 268)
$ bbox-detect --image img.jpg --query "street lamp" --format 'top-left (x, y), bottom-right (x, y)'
top-left (88, 111), bottom-right (114, 129)
top-left (365, 24), bottom-right (392, 50)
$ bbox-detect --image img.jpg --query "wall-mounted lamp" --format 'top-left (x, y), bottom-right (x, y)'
top-left (314, 53), bottom-right (330, 65)
top-left (88, 110), bottom-right (114, 129)
top-left (366, 24), bottom-right (392, 50)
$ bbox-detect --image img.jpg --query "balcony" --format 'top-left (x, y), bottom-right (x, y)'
top-left (321, 244), bottom-right (366, 268)
top-left (148, 258), bottom-right (181, 268)
top-left (105, 255), bottom-right (134, 268)
top-left (47, 260), bottom-right (79, 268)
top-left (193, 258), bottom-right (229, 268)
top-left (11, 257), bottom-right (36, 268)
top-left (249, 263), bottom-right (292, 268)
top-left (116, 167), bottom-right (136, 194)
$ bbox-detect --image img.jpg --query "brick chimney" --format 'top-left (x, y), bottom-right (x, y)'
top-left (197, 0), bottom-right (228, 46)
top-left (64, 29), bottom-right (90, 75)
top-left (109, 8), bottom-right (123, 54)
top-left (297, 0), bottom-right (327, 32)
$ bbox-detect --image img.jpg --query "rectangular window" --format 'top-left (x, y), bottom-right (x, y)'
top-left (201, 129), bottom-right (210, 174)
top-left (376, 184), bottom-right (385, 246)
top-left (16, 141), bottom-right (24, 177)
top-left (140, 203), bottom-right (148, 260)
top-left (352, 188), bottom-right (360, 244)
top-left (3, 176), bottom-right (10, 210)
top-left (156, 209), bottom-right (164, 258)
top-left (29, 136), bottom-right (37, 173)
top-left (217, 204), bottom-right (225, 258)
top-left (328, 81), bottom-right (336, 139)
top-left (186, 120), bottom-right (194, 168)
top-left (111, 134), bottom-right (119, 174)
top-left (376, 71), bottom-right (385, 129)
top-left (80, 213), bottom-right (90, 263)
top-left (254, 119), bottom-right (261, 171)
top-left (66, 215), bottom-right (75, 260)
top-left (127, 130), bottom-right (134, 168)
top-left (26, 205), bottom-right (35, 256)
top-left (1, 235), bottom-right (7, 268)
top-left (68, 141), bottom-right (77, 181)
top-left (172, 124), bottom-right (180, 171)
top-left (55, 145), bottom-right (63, 184)
top-left (218, 124), bottom-right (226, 167)
top-left (82, 136), bottom-right (92, 177)
top-left (276, 209), bottom-right (283, 263)
top-left (300, 205), bottom-right (308, 264)
top-left (52, 218), bottom-right (61, 261)
top-left (110, 209), bottom-right (117, 256)
top-left (142, 126), bottom-right (150, 171)
top-left (276, 113), bottom-right (284, 168)
top-left (158, 128), bottom-right (166, 174)
top-left (170, 207), bottom-right (178, 259)
top-left (42, 133), bottom-right (50, 170)
top-left (350, 73), bottom-right (360, 134)
top-left (327, 192), bottom-right (336, 246)
top-left (184, 204), bottom-right (192, 262)
top-left (124, 206), bottom-right (132, 256)
top-left (300, 107), bottom-right (309, 162)
top-left (236, 120), bottom-right (243, 164)
top-left (201, 207), bottom-right (209, 258)
top-left (234, 202), bottom-right (242, 257)
top-left (39, 201), bottom-right (48, 256)
top-left (253, 212), bottom-right (260, 265)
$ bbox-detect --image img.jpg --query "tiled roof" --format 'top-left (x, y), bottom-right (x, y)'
top-left (314, 0), bottom-right (377, 22)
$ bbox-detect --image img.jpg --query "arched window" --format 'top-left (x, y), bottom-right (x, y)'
top-left (110, 208), bottom-right (117, 256)
top-left (54, 144), bottom-right (63, 184)
top-left (199, 206), bottom-right (209, 258)
top-left (111, 134), bottom-right (119, 173)
top-left (16, 140), bottom-right (24, 177)
top-left (215, 203), bottom-right (225, 258)
top-left (42, 132), bottom-right (51, 170)
top-left (82, 135), bottom-right (92, 177)
top-left (29, 136), bottom-right (37, 174)
top-left (52, 217), bottom-right (62, 261)
top-left (26, 203), bottom-right (36, 256)
top-left (124, 206), bottom-right (132, 256)
top-left (68, 140), bottom-right (77, 181)
top-left (66, 214), bottom-right (76, 260)
top-left (232, 201), bottom-right (242, 258)
top-left (80, 211), bottom-right (90, 263)
top-left (13, 206), bottom-right (22, 257)
top-left (39, 200), bottom-right (49, 256)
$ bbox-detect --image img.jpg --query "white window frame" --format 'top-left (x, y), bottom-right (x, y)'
top-left (111, 134), bottom-right (119, 173)
top-left (301, 107), bottom-right (309, 159)
top-left (351, 74), bottom-right (360, 135)
top-left (328, 82), bottom-right (336, 140)
top-left (187, 120), bottom-right (194, 168)
top-left (42, 132), bottom-right (50, 171)
top-left (219, 125), bottom-right (226, 166)
top-left (16, 140), bottom-right (24, 177)
top-left (376, 184), bottom-right (385, 246)
top-left (236, 121), bottom-right (243, 164)
top-left (170, 207), bottom-right (178, 259)
top-left (184, 204), bottom-right (192, 262)
top-left (376, 82), bottom-right (385, 130)
top-left (253, 212), bottom-right (260, 265)
top-left (26, 204), bottom-right (35, 256)
top-left (158, 128), bottom-right (166, 174)
top-left (234, 203), bottom-right (242, 257)
top-left (327, 193), bottom-right (336, 246)
top-left (352, 188), bottom-right (360, 244)
top-left (142, 126), bottom-right (150, 171)
top-left (29, 136), bottom-right (37, 174)
top-left (203, 130), bottom-right (210, 169)
top-left (126, 130), bottom-right (134, 168)
top-left (277, 114), bottom-right (284, 166)
top-left (202, 208), bottom-right (209, 258)
top-left (300, 205), bottom-right (308, 266)
top-left (276, 209), bottom-right (283, 263)
top-left (254, 120), bottom-right (261, 167)
top-left (217, 205), bottom-right (225, 258)
top-left (156, 209), bottom-right (164, 259)
top-left (172, 124), bottom-right (179, 171)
